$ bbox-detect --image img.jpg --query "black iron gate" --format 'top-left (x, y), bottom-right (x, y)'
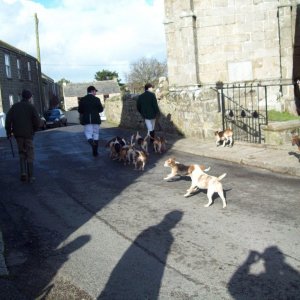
top-left (217, 83), bottom-right (268, 143)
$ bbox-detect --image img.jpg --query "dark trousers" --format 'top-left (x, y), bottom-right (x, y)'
top-left (15, 137), bottom-right (34, 163)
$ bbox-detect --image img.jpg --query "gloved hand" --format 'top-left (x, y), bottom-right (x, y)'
top-left (6, 131), bottom-right (12, 139)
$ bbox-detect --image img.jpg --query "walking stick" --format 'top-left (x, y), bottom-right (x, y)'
top-left (8, 137), bottom-right (15, 157)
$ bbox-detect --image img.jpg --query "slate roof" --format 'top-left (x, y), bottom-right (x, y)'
top-left (0, 40), bottom-right (37, 60)
top-left (63, 80), bottom-right (121, 97)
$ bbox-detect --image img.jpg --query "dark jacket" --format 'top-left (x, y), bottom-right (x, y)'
top-left (78, 94), bottom-right (104, 125)
top-left (5, 99), bottom-right (40, 139)
top-left (137, 91), bottom-right (160, 119)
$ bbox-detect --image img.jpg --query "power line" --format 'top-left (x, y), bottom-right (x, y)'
top-left (42, 63), bottom-right (129, 67)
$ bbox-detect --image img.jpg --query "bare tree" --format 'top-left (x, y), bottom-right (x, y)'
top-left (125, 57), bottom-right (167, 93)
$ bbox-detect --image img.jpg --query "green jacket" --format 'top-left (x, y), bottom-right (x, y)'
top-left (5, 99), bottom-right (40, 138)
top-left (137, 91), bottom-right (160, 119)
top-left (78, 94), bottom-right (104, 125)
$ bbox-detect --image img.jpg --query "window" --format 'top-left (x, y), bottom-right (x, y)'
top-left (5, 54), bottom-right (11, 78)
top-left (9, 95), bottom-right (14, 106)
top-left (27, 61), bottom-right (32, 80)
top-left (17, 59), bottom-right (22, 79)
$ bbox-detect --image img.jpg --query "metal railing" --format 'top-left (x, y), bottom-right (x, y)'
top-left (217, 83), bottom-right (268, 143)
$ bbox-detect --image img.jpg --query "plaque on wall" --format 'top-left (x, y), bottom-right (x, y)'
top-left (228, 61), bottom-right (253, 82)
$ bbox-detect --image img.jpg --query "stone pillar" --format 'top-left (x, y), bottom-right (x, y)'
top-left (278, 0), bottom-right (298, 113)
top-left (179, 9), bottom-right (199, 86)
top-left (164, 0), bottom-right (199, 86)
top-left (278, 0), bottom-right (294, 82)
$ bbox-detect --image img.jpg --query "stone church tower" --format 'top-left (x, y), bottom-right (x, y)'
top-left (163, 0), bottom-right (300, 87)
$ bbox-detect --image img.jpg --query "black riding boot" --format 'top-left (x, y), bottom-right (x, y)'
top-left (149, 130), bottom-right (155, 143)
top-left (27, 162), bottom-right (35, 183)
top-left (19, 158), bottom-right (27, 182)
top-left (87, 139), bottom-right (94, 156)
top-left (92, 140), bottom-right (99, 157)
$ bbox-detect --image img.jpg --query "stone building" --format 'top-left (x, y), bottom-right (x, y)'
top-left (41, 73), bottom-right (62, 111)
top-left (0, 40), bottom-right (61, 115)
top-left (90, 1), bottom-right (300, 143)
top-left (144, 0), bottom-right (300, 142)
top-left (0, 40), bottom-right (44, 114)
top-left (62, 80), bottom-right (121, 111)
top-left (163, 0), bottom-right (300, 88)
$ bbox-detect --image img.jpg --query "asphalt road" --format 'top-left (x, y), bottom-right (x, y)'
top-left (0, 124), bottom-right (299, 299)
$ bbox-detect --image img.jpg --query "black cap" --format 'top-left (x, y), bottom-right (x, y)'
top-left (144, 83), bottom-right (153, 91)
top-left (87, 86), bottom-right (98, 93)
top-left (22, 89), bottom-right (32, 100)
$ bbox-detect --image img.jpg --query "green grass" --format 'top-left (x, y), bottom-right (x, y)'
top-left (268, 110), bottom-right (299, 121)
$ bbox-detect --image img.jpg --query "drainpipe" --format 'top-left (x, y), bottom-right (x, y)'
top-left (36, 61), bottom-right (43, 114)
top-left (277, 4), bottom-right (293, 90)
top-left (190, 0), bottom-right (200, 85)
top-left (277, 7), bottom-right (283, 94)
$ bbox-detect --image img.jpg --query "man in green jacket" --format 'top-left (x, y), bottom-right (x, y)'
top-left (136, 83), bottom-right (160, 142)
top-left (78, 86), bottom-right (104, 157)
top-left (5, 89), bottom-right (40, 183)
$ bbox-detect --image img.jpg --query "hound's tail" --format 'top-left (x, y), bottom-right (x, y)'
top-left (218, 173), bottom-right (227, 181)
top-left (200, 165), bottom-right (211, 172)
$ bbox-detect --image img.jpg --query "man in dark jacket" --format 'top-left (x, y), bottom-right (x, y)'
top-left (5, 89), bottom-right (40, 183)
top-left (78, 86), bottom-right (104, 156)
top-left (136, 83), bottom-right (160, 142)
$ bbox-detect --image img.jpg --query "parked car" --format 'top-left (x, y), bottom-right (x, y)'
top-left (44, 109), bottom-right (67, 128)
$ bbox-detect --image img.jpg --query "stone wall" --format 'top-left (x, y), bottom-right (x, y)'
top-left (64, 96), bottom-right (79, 111)
top-left (104, 95), bottom-right (123, 126)
top-left (105, 88), bottom-right (222, 139)
top-left (262, 120), bottom-right (300, 145)
top-left (64, 92), bottom-right (120, 111)
top-left (103, 85), bottom-right (300, 145)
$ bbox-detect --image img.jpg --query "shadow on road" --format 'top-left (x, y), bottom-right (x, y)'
top-left (99, 210), bottom-right (183, 300)
top-left (31, 235), bottom-right (91, 299)
top-left (227, 245), bottom-right (300, 299)
top-left (0, 122), bottom-right (184, 298)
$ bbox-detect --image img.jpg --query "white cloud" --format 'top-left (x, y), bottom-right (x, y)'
top-left (0, 0), bottom-right (166, 83)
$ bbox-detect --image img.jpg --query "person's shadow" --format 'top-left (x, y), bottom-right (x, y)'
top-left (9, 234), bottom-right (91, 299)
top-left (227, 246), bottom-right (300, 299)
top-left (98, 210), bottom-right (183, 300)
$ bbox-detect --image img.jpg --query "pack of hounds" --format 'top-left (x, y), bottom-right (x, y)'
top-left (106, 128), bottom-right (233, 170)
top-left (105, 130), bottom-right (229, 208)
top-left (105, 131), bottom-right (167, 171)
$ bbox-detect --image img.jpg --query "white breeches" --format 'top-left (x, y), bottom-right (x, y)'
top-left (145, 119), bottom-right (156, 133)
top-left (84, 124), bottom-right (100, 140)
